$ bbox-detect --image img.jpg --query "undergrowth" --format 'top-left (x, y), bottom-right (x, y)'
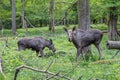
top-left (0, 25), bottom-right (120, 80)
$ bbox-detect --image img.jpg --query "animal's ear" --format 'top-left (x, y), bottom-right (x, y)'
top-left (64, 27), bottom-right (68, 32)
top-left (72, 26), bottom-right (76, 31)
top-left (50, 39), bottom-right (53, 44)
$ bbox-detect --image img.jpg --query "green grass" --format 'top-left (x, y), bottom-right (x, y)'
top-left (0, 25), bottom-right (120, 80)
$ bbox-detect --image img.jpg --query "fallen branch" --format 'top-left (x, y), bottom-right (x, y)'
top-left (24, 16), bottom-right (49, 35)
top-left (106, 41), bottom-right (120, 49)
top-left (111, 50), bottom-right (120, 59)
top-left (14, 64), bottom-right (73, 80)
top-left (106, 41), bottom-right (120, 58)
top-left (46, 71), bottom-right (60, 80)
top-left (45, 60), bottom-right (54, 72)
top-left (60, 63), bottom-right (78, 78)
top-left (78, 75), bottom-right (83, 80)
top-left (91, 59), bottom-right (120, 64)
top-left (101, 30), bottom-right (108, 33)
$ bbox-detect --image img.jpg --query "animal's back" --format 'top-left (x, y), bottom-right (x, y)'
top-left (81, 29), bottom-right (103, 47)
top-left (73, 29), bottom-right (103, 47)
top-left (18, 38), bottom-right (31, 45)
top-left (34, 37), bottom-right (48, 44)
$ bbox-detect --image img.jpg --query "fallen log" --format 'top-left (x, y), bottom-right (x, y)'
top-left (106, 41), bottom-right (120, 49)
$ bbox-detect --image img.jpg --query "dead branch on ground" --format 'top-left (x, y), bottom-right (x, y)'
top-left (106, 41), bottom-right (120, 58)
top-left (14, 61), bottom-right (75, 80)
top-left (91, 59), bottom-right (120, 64)
top-left (111, 50), bottom-right (120, 59)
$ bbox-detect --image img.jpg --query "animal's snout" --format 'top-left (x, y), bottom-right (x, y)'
top-left (53, 48), bottom-right (56, 53)
top-left (68, 38), bottom-right (72, 42)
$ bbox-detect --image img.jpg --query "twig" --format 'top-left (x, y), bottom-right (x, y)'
top-left (61, 63), bottom-right (78, 77)
top-left (78, 75), bottom-right (83, 80)
top-left (46, 71), bottom-right (60, 80)
top-left (111, 50), bottom-right (120, 59)
top-left (24, 16), bottom-right (49, 35)
top-left (14, 68), bottom-right (20, 80)
top-left (91, 59), bottom-right (120, 64)
top-left (24, 17), bottom-right (41, 32)
top-left (45, 60), bottom-right (54, 72)
top-left (56, 63), bottom-right (78, 80)
top-left (14, 65), bottom-right (72, 80)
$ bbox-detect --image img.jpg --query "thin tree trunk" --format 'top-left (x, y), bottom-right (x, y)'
top-left (10, 0), bottom-right (12, 5)
top-left (49, 0), bottom-right (55, 32)
top-left (0, 19), bottom-right (2, 30)
top-left (12, 0), bottom-right (17, 35)
top-left (108, 7), bottom-right (118, 41)
top-left (0, 19), bottom-right (2, 36)
top-left (64, 11), bottom-right (69, 27)
top-left (21, 0), bottom-right (28, 35)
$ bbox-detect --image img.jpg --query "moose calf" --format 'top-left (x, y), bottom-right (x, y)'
top-left (18, 37), bottom-right (56, 58)
top-left (64, 27), bottom-right (103, 62)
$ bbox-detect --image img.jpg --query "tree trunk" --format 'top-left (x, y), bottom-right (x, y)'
top-left (49, 0), bottom-right (55, 32)
top-left (10, 0), bottom-right (12, 5)
top-left (21, 0), bottom-right (28, 35)
top-left (78, 0), bottom-right (91, 53)
top-left (107, 41), bottom-right (120, 49)
top-left (64, 11), bottom-right (69, 27)
top-left (0, 19), bottom-right (2, 30)
top-left (78, 0), bottom-right (90, 30)
top-left (12, 0), bottom-right (17, 35)
top-left (108, 7), bottom-right (118, 41)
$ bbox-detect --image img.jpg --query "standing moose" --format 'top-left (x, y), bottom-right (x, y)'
top-left (18, 37), bottom-right (56, 58)
top-left (64, 27), bottom-right (103, 62)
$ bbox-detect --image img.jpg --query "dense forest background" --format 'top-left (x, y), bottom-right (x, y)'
top-left (0, 0), bottom-right (120, 29)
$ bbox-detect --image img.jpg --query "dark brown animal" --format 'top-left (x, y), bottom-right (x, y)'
top-left (18, 37), bottom-right (56, 58)
top-left (64, 27), bottom-right (103, 62)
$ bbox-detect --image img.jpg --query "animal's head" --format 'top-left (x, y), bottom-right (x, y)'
top-left (48, 39), bottom-right (56, 53)
top-left (64, 26), bottom-right (77, 42)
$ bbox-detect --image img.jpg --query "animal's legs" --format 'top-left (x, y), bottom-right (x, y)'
top-left (36, 51), bottom-right (39, 56)
top-left (76, 48), bottom-right (82, 62)
top-left (40, 49), bottom-right (45, 58)
top-left (95, 44), bottom-right (102, 60)
top-left (81, 49), bottom-right (86, 60)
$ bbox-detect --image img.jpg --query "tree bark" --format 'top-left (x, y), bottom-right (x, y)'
top-left (12, 0), bottom-right (17, 35)
top-left (78, 0), bottom-right (90, 30)
top-left (77, 0), bottom-right (91, 53)
top-left (108, 7), bottom-right (118, 41)
top-left (49, 0), bottom-right (55, 32)
top-left (10, 0), bottom-right (12, 5)
top-left (107, 41), bottom-right (120, 49)
top-left (64, 11), bottom-right (69, 27)
top-left (0, 19), bottom-right (2, 30)
top-left (21, 0), bottom-right (28, 35)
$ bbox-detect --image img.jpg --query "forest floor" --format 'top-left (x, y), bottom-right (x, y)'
top-left (0, 24), bottom-right (120, 80)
